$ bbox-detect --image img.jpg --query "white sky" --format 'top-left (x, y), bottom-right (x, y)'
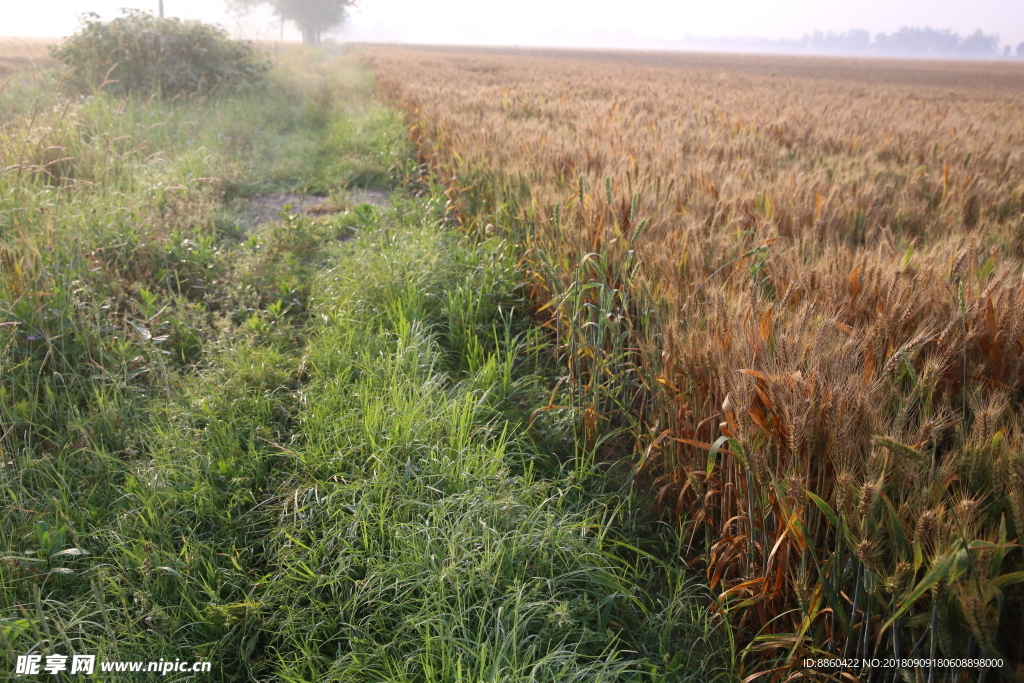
top-left (3, 0), bottom-right (1023, 50)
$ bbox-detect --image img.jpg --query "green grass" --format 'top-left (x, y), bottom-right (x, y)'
top-left (1, 49), bottom-right (727, 681)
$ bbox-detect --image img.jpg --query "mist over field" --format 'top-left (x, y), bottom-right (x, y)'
top-left (3, 0), bottom-right (1024, 57)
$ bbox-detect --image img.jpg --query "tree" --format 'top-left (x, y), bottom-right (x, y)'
top-left (806, 29), bottom-right (871, 54)
top-left (958, 29), bottom-right (998, 57)
top-left (1017, 42), bottom-right (1024, 57)
top-left (873, 26), bottom-right (1000, 57)
top-left (229, 0), bottom-right (356, 46)
top-left (875, 27), bottom-right (959, 56)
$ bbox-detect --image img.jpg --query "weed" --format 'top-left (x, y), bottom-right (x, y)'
top-left (50, 10), bottom-right (270, 98)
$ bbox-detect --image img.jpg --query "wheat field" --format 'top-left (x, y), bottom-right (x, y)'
top-left (0, 37), bottom-right (57, 78)
top-left (368, 45), bottom-right (1024, 679)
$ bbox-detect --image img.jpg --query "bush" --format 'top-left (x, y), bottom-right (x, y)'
top-left (50, 10), bottom-right (270, 97)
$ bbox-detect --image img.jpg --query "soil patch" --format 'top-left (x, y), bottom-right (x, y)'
top-left (347, 189), bottom-right (390, 207)
top-left (247, 193), bottom-right (333, 226)
top-left (246, 190), bottom-right (391, 226)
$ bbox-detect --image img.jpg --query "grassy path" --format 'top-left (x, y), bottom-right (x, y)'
top-left (1, 52), bottom-right (724, 681)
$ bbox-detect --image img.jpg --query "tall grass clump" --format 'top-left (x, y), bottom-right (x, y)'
top-left (0, 47), bottom-right (388, 675)
top-left (254, 200), bottom-right (726, 681)
top-left (50, 10), bottom-right (270, 97)
top-left (369, 45), bottom-right (1024, 680)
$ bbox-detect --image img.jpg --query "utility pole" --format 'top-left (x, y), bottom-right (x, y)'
top-left (159, 0), bottom-right (164, 18)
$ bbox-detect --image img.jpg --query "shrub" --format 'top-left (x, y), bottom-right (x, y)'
top-left (50, 10), bottom-right (270, 97)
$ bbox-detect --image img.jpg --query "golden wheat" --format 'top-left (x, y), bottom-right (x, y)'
top-left (367, 45), bottom-right (1024, 678)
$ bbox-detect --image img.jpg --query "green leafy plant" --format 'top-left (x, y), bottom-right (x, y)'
top-left (50, 10), bottom-right (270, 97)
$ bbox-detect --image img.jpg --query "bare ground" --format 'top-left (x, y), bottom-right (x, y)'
top-left (245, 189), bottom-right (390, 226)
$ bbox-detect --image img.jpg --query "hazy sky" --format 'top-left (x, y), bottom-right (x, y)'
top-left (5, 0), bottom-right (1024, 50)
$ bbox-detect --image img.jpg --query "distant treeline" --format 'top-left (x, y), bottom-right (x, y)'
top-left (632, 26), bottom-right (1024, 60)
top-left (797, 27), bottom-right (1020, 57)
